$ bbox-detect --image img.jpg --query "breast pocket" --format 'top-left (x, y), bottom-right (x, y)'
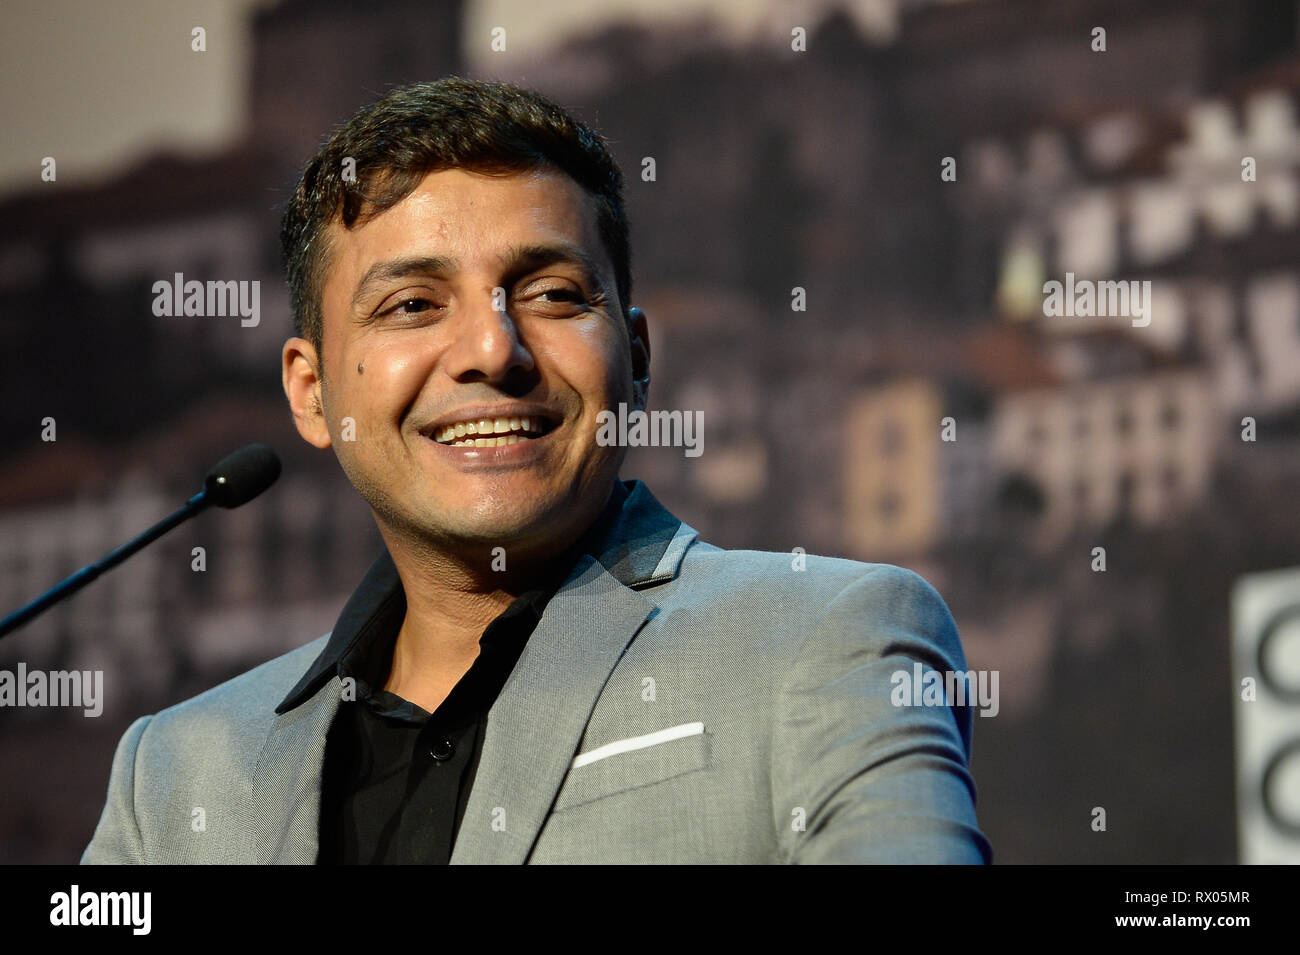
top-left (552, 722), bottom-right (712, 812)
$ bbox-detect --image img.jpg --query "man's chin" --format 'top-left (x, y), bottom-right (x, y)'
top-left (371, 475), bottom-right (617, 566)
top-left (408, 505), bottom-right (580, 562)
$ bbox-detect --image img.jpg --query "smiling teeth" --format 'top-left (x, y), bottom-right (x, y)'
top-left (446, 434), bottom-right (531, 448)
top-left (433, 416), bottom-right (544, 444)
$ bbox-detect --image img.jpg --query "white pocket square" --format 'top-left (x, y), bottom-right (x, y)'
top-left (570, 721), bottom-right (705, 769)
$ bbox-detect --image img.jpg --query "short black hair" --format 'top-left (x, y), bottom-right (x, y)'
top-left (279, 76), bottom-right (632, 352)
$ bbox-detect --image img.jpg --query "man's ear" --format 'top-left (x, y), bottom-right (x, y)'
top-left (627, 306), bottom-right (651, 411)
top-left (282, 337), bottom-right (332, 450)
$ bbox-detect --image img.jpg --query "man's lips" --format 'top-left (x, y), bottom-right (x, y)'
top-left (420, 406), bottom-right (562, 447)
top-left (419, 417), bottom-right (561, 463)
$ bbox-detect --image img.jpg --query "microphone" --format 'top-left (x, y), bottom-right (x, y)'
top-left (0, 443), bottom-right (281, 640)
top-left (201, 443), bottom-right (282, 509)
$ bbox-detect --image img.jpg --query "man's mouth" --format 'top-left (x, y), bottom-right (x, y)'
top-left (428, 415), bottom-right (558, 448)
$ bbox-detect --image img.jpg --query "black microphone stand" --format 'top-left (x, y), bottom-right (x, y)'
top-left (0, 490), bottom-right (214, 640)
top-left (0, 443), bottom-right (279, 641)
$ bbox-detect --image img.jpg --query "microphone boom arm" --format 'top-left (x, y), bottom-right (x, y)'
top-left (0, 443), bottom-right (280, 641)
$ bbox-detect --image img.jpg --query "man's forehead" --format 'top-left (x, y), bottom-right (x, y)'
top-left (322, 167), bottom-right (603, 277)
top-left (347, 166), bottom-right (592, 235)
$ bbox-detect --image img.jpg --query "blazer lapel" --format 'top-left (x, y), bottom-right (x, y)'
top-left (249, 480), bottom-right (694, 865)
top-left (250, 679), bottom-right (341, 864)
top-left (449, 554), bottom-right (655, 864)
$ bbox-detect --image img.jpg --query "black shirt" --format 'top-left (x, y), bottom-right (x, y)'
top-left (315, 584), bottom-right (554, 864)
top-left (303, 481), bottom-right (638, 864)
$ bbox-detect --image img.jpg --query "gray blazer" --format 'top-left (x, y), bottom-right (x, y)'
top-left (81, 481), bottom-right (991, 864)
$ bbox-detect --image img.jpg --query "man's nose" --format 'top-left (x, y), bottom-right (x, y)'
top-left (442, 289), bottom-right (536, 385)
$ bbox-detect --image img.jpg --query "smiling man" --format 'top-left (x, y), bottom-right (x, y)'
top-left (82, 77), bottom-right (991, 865)
top-left (286, 163), bottom-right (643, 722)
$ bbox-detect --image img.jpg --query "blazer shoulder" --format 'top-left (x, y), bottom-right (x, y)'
top-left (677, 539), bottom-right (947, 606)
top-left (664, 541), bottom-right (961, 668)
top-left (142, 634), bottom-right (330, 744)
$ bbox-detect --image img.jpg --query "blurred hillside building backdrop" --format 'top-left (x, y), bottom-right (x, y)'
top-left (3, 0), bottom-right (1300, 863)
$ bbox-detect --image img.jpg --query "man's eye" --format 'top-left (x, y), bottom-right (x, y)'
top-left (535, 288), bottom-right (584, 304)
top-left (396, 298), bottom-right (433, 313)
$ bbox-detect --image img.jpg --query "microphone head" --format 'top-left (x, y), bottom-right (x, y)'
top-left (203, 443), bottom-right (282, 508)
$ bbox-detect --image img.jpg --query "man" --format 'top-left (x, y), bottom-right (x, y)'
top-left (82, 77), bottom-right (991, 864)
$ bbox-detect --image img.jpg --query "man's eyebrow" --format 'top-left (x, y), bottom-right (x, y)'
top-left (349, 243), bottom-right (608, 311)
top-left (499, 243), bottom-right (608, 289)
top-left (350, 255), bottom-right (456, 310)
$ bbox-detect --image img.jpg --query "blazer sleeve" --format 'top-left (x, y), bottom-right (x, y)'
top-left (772, 564), bottom-right (992, 864)
top-left (81, 715), bottom-right (152, 864)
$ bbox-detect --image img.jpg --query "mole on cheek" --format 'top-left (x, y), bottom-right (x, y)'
top-left (357, 362), bottom-right (364, 375)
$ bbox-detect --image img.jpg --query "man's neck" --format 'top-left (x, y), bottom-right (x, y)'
top-left (375, 481), bottom-right (627, 711)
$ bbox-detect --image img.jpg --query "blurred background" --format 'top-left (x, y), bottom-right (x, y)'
top-left (3, 0), bottom-right (1300, 864)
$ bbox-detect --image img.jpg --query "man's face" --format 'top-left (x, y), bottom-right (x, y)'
top-left (282, 166), bottom-right (647, 566)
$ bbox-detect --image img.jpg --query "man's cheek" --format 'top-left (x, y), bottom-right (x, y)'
top-left (320, 384), bottom-right (363, 448)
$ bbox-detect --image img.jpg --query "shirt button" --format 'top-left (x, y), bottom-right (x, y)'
top-left (429, 737), bottom-right (455, 761)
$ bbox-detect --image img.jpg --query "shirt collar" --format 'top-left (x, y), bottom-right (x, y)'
top-left (275, 479), bottom-right (694, 714)
top-left (348, 583), bottom-right (553, 724)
